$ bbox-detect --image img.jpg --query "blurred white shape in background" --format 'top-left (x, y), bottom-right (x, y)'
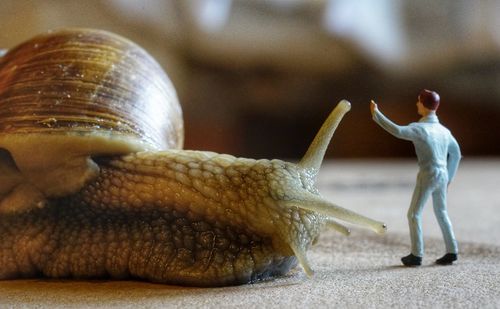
top-left (322, 0), bottom-right (406, 68)
top-left (187, 0), bottom-right (232, 33)
top-left (108, 0), bottom-right (181, 41)
top-left (2, 0), bottom-right (494, 78)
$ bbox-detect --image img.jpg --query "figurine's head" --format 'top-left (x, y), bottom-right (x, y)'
top-left (417, 89), bottom-right (440, 116)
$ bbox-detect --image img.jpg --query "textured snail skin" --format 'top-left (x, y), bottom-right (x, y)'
top-left (0, 152), bottom-right (313, 286)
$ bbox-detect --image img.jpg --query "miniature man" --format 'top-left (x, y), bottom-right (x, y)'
top-left (370, 90), bottom-right (461, 266)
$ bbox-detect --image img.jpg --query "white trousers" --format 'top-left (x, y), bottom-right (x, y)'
top-left (408, 169), bottom-right (458, 257)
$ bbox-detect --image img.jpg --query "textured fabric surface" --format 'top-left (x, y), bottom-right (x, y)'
top-left (1, 160), bottom-right (499, 308)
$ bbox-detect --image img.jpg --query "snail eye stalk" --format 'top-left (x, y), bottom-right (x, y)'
top-left (299, 100), bottom-right (351, 179)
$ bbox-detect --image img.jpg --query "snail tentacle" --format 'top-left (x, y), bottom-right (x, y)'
top-left (289, 242), bottom-right (314, 277)
top-left (325, 218), bottom-right (351, 236)
top-left (280, 193), bottom-right (387, 235)
top-left (299, 100), bottom-right (351, 178)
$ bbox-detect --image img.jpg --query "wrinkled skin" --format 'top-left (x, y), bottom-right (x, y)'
top-left (0, 151), bottom-right (323, 286)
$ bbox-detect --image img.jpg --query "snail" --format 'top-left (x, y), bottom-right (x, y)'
top-left (0, 29), bottom-right (385, 287)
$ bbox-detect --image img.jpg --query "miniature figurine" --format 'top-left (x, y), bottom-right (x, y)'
top-left (370, 90), bottom-right (461, 266)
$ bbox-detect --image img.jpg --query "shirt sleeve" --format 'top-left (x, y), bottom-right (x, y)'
top-left (447, 135), bottom-right (461, 183)
top-left (372, 109), bottom-right (415, 141)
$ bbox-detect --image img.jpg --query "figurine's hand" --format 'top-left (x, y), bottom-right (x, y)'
top-left (370, 100), bottom-right (378, 116)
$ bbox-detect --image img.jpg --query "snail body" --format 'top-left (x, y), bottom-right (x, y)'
top-left (0, 29), bottom-right (385, 286)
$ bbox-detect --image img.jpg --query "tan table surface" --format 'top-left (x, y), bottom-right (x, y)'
top-left (1, 159), bottom-right (499, 308)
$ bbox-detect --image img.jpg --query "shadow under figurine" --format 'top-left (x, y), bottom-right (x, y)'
top-left (370, 90), bottom-right (461, 266)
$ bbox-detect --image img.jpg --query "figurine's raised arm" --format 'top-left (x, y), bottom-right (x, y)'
top-left (370, 100), bottom-right (415, 141)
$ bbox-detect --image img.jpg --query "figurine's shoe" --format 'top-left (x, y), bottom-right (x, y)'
top-left (435, 253), bottom-right (457, 265)
top-left (401, 254), bottom-right (422, 266)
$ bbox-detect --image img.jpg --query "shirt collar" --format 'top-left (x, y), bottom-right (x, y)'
top-left (419, 112), bottom-right (439, 123)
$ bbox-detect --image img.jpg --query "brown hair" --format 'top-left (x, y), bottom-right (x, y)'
top-left (418, 89), bottom-right (440, 110)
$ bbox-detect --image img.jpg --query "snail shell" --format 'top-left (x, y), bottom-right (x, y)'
top-left (0, 29), bottom-right (183, 212)
top-left (0, 30), bottom-right (385, 286)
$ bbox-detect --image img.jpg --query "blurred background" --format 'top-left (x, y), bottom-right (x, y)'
top-left (0, 0), bottom-right (499, 160)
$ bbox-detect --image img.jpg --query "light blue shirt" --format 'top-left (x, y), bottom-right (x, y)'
top-left (373, 109), bottom-right (461, 182)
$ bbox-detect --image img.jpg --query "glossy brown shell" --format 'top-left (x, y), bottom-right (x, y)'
top-left (0, 28), bottom-right (183, 150)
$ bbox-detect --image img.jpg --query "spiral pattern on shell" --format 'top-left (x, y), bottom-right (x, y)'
top-left (0, 28), bottom-right (183, 150)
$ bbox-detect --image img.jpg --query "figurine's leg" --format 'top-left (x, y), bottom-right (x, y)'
top-left (407, 174), bottom-right (431, 257)
top-left (432, 183), bottom-right (458, 254)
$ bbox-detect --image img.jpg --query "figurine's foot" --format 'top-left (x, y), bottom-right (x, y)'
top-left (435, 253), bottom-right (457, 265)
top-left (401, 253), bottom-right (422, 266)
